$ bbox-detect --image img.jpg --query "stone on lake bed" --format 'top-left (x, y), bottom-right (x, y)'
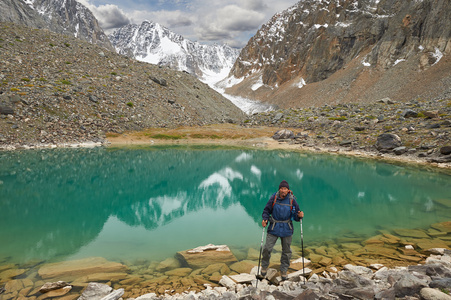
top-left (0, 268), bottom-right (26, 281)
top-left (39, 286), bottom-right (72, 298)
top-left (164, 268), bottom-right (193, 277)
top-left (290, 257), bottom-right (311, 270)
top-left (201, 263), bottom-right (230, 275)
top-left (415, 239), bottom-right (449, 250)
top-left (156, 257), bottom-right (181, 271)
top-left (38, 257), bottom-right (128, 279)
top-left (77, 272), bottom-right (129, 283)
top-left (431, 221), bottom-right (451, 233)
top-left (229, 260), bottom-right (256, 274)
top-left (433, 199), bottom-right (451, 208)
top-left (392, 228), bottom-right (430, 238)
top-left (176, 244), bottom-right (238, 269)
top-left (39, 281), bottom-right (71, 293)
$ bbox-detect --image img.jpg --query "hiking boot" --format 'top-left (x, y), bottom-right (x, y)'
top-left (256, 268), bottom-right (267, 280)
top-left (281, 271), bottom-right (288, 281)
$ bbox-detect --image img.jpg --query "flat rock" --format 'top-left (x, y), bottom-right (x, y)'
top-left (431, 222), bottom-right (451, 233)
top-left (39, 281), bottom-right (71, 293)
top-left (420, 287), bottom-right (451, 300)
top-left (79, 272), bottom-right (129, 283)
top-left (37, 286), bottom-right (72, 299)
top-left (164, 268), bottom-right (192, 277)
top-left (340, 243), bottom-right (362, 251)
top-left (290, 257), bottom-right (311, 270)
top-left (288, 268), bottom-right (312, 280)
top-left (393, 228), bottom-right (430, 238)
top-left (201, 263), bottom-right (230, 275)
top-left (0, 268), bottom-right (26, 281)
top-left (176, 244), bottom-right (238, 269)
top-left (229, 260), bottom-right (256, 274)
top-left (433, 199), bottom-right (451, 208)
top-left (156, 257), bottom-right (181, 271)
top-left (247, 248), bottom-right (260, 260)
top-left (219, 275), bottom-right (236, 289)
top-left (38, 257), bottom-right (128, 279)
top-left (229, 273), bottom-right (255, 283)
top-left (415, 239), bottom-right (449, 250)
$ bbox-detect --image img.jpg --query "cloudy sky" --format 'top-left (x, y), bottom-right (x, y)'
top-left (77, 0), bottom-right (298, 48)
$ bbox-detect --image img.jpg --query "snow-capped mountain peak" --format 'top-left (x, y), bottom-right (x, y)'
top-left (109, 21), bottom-right (240, 83)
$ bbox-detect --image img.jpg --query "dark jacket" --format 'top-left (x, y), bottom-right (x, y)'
top-left (262, 192), bottom-right (301, 237)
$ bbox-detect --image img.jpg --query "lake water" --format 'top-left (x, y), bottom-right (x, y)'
top-left (1, 146), bottom-right (450, 267)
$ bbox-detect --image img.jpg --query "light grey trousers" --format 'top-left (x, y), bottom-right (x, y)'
top-left (261, 233), bottom-right (292, 272)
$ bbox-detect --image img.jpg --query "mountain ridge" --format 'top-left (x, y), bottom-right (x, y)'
top-left (0, 0), bottom-right (114, 50)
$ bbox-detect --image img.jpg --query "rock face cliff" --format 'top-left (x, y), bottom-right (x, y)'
top-left (225, 0), bottom-right (451, 108)
top-left (0, 0), bottom-right (113, 50)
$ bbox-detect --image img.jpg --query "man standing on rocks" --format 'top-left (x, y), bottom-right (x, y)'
top-left (261, 180), bottom-right (304, 281)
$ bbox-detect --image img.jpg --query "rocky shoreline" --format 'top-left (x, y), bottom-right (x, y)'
top-left (81, 248), bottom-right (451, 300)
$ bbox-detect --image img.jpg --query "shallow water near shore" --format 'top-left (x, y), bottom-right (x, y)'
top-left (0, 146), bottom-right (450, 295)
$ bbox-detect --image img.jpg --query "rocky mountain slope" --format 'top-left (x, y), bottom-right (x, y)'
top-left (0, 22), bottom-right (246, 147)
top-left (0, 0), bottom-right (113, 50)
top-left (224, 0), bottom-right (451, 108)
top-left (109, 21), bottom-right (240, 81)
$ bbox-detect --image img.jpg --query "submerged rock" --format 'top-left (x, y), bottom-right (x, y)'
top-left (38, 257), bottom-right (128, 280)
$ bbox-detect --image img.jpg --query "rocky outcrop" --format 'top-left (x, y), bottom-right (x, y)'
top-left (225, 0), bottom-right (451, 108)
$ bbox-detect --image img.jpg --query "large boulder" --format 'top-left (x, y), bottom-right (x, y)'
top-left (176, 244), bottom-right (238, 269)
top-left (375, 133), bottom-right (402, 151)
top-left (272, 129), bottom-right (294, 140)
top-left (440, 146), bottom-right (451, 155)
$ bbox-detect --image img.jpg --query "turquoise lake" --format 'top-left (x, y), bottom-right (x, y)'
top-left (0, 146), bottom-right (450, 266)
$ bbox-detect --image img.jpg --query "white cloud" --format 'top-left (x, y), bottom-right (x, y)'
top-left (77, 0), bottom-right (130, 32)
top-left (77, 0), bottom-right (298, 46)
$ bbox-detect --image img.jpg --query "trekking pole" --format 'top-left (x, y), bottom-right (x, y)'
top-left (256, 225), bottom-right (266, 288)
top-left (300, 218), bottom-right (306, 284)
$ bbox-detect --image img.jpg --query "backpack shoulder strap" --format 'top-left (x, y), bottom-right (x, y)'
top-left (271, 192), bottom-right (279, 207)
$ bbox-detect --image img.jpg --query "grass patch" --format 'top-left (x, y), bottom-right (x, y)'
top-left (106, 133), bottom-right (120, 138)
top-left (190, 134), bottom-right (223, 139)
top-left (148, 133), bottom-right (185, 140)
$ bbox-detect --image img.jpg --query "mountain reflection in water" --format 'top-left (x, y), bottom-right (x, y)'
top-left (0, 146), bottom-right (450, 264)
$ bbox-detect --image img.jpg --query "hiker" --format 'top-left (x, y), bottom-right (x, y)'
top-left (261, 180), bottom-right (304, 281)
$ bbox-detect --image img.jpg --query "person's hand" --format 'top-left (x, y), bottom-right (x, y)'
top-left (262, 220), bottom-right (268, 227)
top-left (298, 211), bottom-right (304, 219)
